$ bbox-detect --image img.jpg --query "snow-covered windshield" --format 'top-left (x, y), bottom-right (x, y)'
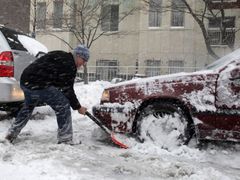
top-left (17, 35), bottom-right (48, 56)
top-left (205, 48), bottom-right (240, 70)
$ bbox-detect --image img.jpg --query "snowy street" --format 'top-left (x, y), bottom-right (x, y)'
top-left (0, 82), bottom-right (240, 180)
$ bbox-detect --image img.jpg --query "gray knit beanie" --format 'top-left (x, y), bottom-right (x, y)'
top-left (73, 44), bottom-right (90, 61)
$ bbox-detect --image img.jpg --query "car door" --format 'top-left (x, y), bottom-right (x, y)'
top-left (215, 60), bottom-right (240, 140)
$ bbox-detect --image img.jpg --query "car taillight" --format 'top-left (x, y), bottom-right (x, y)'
top-left (0, 51), bottom-right (14, 77)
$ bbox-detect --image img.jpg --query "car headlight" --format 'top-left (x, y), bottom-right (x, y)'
top-left (101, 90), bottom-right (110, 102)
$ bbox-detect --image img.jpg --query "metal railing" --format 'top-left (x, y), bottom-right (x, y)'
top-left (76, 65), bottom-right (202, 82)
top-left (208, 29), bottom-right (235, 46)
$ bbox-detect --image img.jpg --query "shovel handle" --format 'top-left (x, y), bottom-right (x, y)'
top-left (85, 111), bottom-right (110, 134)
top-left (85, 111), bottom-right (95, 120)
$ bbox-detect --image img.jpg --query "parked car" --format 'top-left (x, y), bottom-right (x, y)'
top-left (0, 25), bottom-right (48, 115)
top-left (93, 48), bottom-right (240, 146)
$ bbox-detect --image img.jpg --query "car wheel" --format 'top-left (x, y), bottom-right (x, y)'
top-left (135, 102), bottom-right (193, 150)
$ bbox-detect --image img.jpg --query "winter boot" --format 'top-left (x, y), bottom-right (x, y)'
top-left (57, 139), bottom-right (81, 146)
top-left (5, 133), bottom-right (16, 143)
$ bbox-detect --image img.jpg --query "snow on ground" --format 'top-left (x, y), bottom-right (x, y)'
top-left (0, 81), bottom-right (240, 180)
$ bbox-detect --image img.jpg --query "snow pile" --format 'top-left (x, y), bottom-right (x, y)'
top-left (0, 81), bottom-right (240, 180)
top-left (182, 85), bottom-right (216, 112)
top-left (138, 113), bottom-right (187, 151)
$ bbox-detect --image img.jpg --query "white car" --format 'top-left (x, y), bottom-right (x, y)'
top-left (0, 25), bottom-right (48, 116)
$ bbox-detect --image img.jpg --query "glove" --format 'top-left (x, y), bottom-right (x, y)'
top-left (78, 106), bottom-right (87, 115)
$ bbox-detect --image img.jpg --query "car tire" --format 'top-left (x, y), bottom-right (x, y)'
top-left (135, 101), bottom-right (194, 149)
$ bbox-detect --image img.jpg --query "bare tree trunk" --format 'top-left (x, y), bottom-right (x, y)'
top-left (182, 0), bottom-right (220, 59)
top-left (83, 64), bottom-right (88, 84)
top-left (32, 0), bottom-right (37, 38)
top-left (198, 22), bottom-right (220, 59)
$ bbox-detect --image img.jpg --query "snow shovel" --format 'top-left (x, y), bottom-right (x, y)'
top-left (85, 111), bottom-right (128, 149)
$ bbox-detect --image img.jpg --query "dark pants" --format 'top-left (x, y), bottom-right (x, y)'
top-left (8, 85), bottom-right (72, 143)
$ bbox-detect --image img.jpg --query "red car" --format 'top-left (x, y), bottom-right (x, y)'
top-left (93, 49), bottom-right (240, 145)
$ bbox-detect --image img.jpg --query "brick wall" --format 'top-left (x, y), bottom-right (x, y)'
top-left (0, 0), bottom-right (30, 33)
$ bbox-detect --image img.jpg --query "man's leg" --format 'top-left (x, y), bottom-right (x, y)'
top-left (6, 87), bottom-right (38, 142)
top-left (41, 87), bottom-right (73, 143)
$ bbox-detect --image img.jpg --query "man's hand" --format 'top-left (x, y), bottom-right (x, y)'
top-left (78, 106), bottom-right (87, 115)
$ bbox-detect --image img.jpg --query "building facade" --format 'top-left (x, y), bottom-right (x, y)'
top-left (32, 0), bottom-right (240, 81)
top-left (0, 0), bottom-right (31, 33)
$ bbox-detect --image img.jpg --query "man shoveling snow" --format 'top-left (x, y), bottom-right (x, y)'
top-left (5, 44), bottom-right (90, 145)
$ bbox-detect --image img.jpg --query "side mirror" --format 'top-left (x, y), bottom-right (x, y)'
top-left (35, 51), bottom-right (46, 58)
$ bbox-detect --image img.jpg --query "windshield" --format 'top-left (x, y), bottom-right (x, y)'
top-left (205, 48), bottom-right (240, 70)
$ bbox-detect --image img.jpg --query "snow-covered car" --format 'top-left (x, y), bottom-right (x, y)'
top-left (93, 48), bottom-right (240, 145)
top-left (0, 25), bottom-right (48, 115)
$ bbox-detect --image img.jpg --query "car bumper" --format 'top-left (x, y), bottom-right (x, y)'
top-left (92, 103), bottom-right (137, 133)
top-left (0, 77), bottom-right (24, 103)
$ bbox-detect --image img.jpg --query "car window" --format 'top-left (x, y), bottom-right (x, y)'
top-left (0, 27), bottom-right (27, 51)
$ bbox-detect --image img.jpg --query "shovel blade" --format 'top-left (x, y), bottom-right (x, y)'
top-left (110, 133), bottom-right (128, 149)
top-left (86, 111), bottom-right (128, 149)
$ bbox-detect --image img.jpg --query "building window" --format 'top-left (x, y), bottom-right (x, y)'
top-left (96, 60), bottom-right (119, 81)
top-left (36, 2), bottom-right (46, 29)
top-left (171, 0), bottom-right (185, 27)
top-left (208, 16), bottom-right (235, 46)
top-left (149, 0), bottom-right (162, 27)
top-left (53, 1), bottom-right (63, 28)
top-left (145, 59), bottom-right (161, 76)
top-left (101, 4), bottom-right (119, 31)
top-left (70, 2), bottom-right (77, 29)
top-left (168, 60), bottom-right (184, 74)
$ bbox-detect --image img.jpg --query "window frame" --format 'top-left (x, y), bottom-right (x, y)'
top-left (208, 16), bottom-right (236, 46)
top-left (168, 60), bottom-right (184, 74)
top-left (36, 2), bottom-right (47, 30)
top-left (171, 0), bottom-right (185, 27)
top-left (53, 0), bottom-right (64, 29)
top-left (145, 59), bottom-right (161, 77)
top-left (101, 4), bottom-right (119, 32)
top-left (148, 0), bottom-right (162, 28)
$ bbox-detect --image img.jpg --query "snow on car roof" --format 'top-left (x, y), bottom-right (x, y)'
top-left (17, 35), bottom-right (48, 56)
top-left (108, 70), bottom-right (213, 89)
